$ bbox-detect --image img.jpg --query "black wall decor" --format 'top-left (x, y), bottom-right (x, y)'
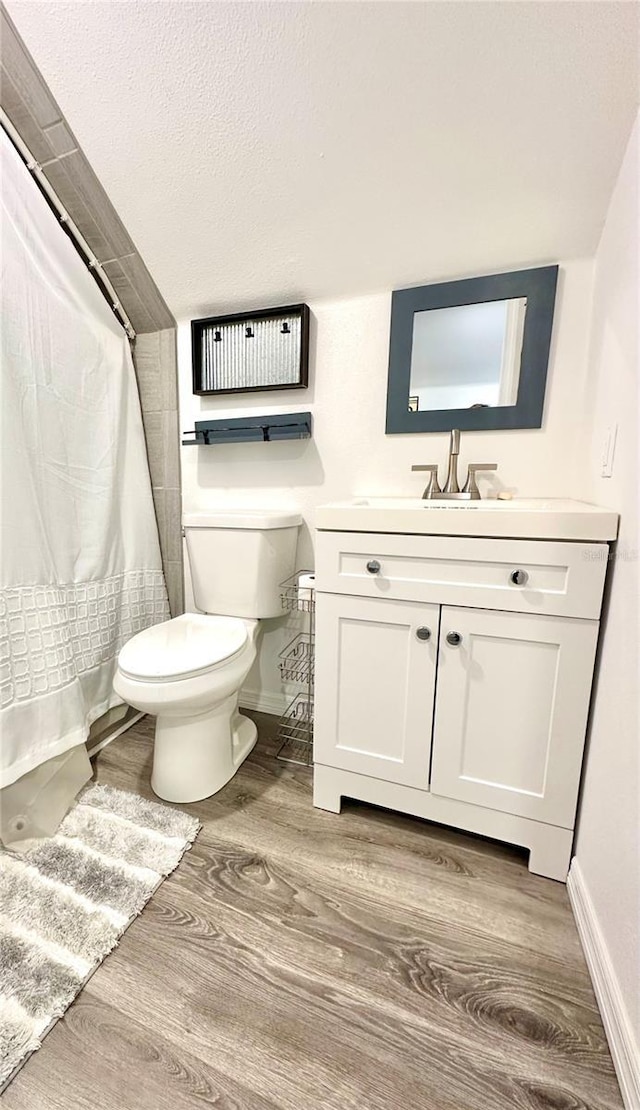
top-left (191, 303), bottom-right (310, 395)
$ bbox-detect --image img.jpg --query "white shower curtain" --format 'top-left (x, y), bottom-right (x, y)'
top-left (0, 129), bottom-right (169, 789)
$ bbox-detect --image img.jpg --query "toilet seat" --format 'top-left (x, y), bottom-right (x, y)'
top-left (118, 613), bottom-right (248, 682)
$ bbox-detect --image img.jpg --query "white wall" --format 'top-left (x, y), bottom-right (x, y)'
top-left (178, 258), bottom-right (594, 708)
top-left (572, 113), bottom-right (639, 1070)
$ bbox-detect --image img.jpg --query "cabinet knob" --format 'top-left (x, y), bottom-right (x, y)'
top-left (510, 569), bottom-right (529, 586)
top-left (446, 630), bottom-right (462, 646)
top-left (416, 627), bottom-right (431, 641)
top-left (366, 560), bottom-right (381, 575)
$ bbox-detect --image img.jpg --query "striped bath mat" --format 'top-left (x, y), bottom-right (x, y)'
top-left (0, 783), bottom-right (200, 1088)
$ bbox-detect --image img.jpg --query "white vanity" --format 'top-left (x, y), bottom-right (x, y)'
top-left (312, 498), bottom-right (618, 881)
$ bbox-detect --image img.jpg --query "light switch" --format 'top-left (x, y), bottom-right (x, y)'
top-left (601, 424), bottom-right (617, 478)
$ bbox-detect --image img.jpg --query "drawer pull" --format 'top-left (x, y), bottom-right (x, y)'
top-left (416, 627), bottom-right (431, 641)
top-left (510, 569), bottom-right (529, 586)
top-left (366, 560), bottom-right (381, 575)
top-left (446, 631), bottom-right (462, 646)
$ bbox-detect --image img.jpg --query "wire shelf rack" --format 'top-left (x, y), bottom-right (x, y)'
top-left (280, 570), bottom-right (316, 613)
top-left (276, 571), bottom-right (315, 766)
top-left (277, 692), bottom-right (314, 765)
top-left (279, 633), bottom-right (314, 685)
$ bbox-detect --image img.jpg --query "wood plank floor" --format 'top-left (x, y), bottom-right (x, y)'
top-left (4, 713), bottom-right (623, 1110)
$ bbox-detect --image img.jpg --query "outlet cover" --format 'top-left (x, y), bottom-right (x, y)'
top-left (601, 424), bottom-right (618, 478)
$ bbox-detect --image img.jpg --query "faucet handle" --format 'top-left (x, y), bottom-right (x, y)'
top-left (463, 463), bottom-right (498, 499)
top-left (411, 463), bottom-right (441, 499)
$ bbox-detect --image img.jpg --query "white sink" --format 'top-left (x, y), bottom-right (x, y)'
top-left (315, 497), bottom-right (619, 541)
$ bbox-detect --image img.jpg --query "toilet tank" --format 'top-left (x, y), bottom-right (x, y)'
top-left (183, 510), bottom-right (302, 618)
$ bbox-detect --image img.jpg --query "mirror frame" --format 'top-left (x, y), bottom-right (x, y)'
top-left (385, 265), bottom-right (558, 434)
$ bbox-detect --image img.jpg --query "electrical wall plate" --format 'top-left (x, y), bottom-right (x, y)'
top-left (601, 424), bottom-right (618, 478)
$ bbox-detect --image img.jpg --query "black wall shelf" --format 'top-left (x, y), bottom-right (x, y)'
top-left (182, 412), bottom-right (312, 446)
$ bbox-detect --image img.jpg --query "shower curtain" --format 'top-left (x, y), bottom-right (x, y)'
top-left (0, 129), bottom-right (169, 794)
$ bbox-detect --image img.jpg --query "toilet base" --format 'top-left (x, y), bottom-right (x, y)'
top-left (150, 695), bottom-right (258, 803)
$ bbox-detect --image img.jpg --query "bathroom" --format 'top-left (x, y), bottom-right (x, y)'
top-left (0, 2), bottom-right (638, 1107)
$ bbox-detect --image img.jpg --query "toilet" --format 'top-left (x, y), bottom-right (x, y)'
top-left (113, 509), bottom-right (301, 802)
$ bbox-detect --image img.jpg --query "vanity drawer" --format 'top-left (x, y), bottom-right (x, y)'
top-left (314, 531), bottom-right (608, 619)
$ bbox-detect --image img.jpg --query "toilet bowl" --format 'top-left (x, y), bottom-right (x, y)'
top-left (113, 614), bottom-right (259, 802)
top-left (113, 509), bottom-right (301, 802)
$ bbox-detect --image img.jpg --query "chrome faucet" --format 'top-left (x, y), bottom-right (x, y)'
top-left (443, 428), bottom-right (461, 495)
top-left (412, 429), bottom-right (497, 500)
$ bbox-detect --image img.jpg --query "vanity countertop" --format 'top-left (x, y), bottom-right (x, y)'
top-left (314, 497), bottom-right (619, 543)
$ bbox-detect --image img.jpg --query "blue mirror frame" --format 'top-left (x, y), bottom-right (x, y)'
top-left (385, 265), bottom-right (558, 434)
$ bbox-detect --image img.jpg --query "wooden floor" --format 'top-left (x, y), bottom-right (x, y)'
top-left (4, 713), bottom-right (623, 1110)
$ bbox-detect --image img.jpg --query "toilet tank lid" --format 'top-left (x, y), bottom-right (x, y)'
top-left (183, 510), bottom-right (302, 530)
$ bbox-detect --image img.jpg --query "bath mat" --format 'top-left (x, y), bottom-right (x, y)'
top-left (0, 783), bottom-right (200, 1089)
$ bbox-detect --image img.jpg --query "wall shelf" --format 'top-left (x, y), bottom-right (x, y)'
top-left (182, 412), bottom-right (312, 446)
top-left (279, 633), bottom-right (314, 685)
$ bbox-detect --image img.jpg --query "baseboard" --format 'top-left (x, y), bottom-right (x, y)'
top-left (567, 859), bottom-right (639, 1109)
top-left (239, 689), bottom-right (288, 717)
top-left (86, 710), bottom-right (145, 757)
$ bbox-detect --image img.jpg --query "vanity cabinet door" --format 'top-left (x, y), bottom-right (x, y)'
top-left (314, 593), bottom-right (439, 788)
top-left (430, 607), bottom-right (599, 827)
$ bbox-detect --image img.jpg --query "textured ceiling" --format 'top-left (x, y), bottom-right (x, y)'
top-left (6, 1), bottom-right (639, 320)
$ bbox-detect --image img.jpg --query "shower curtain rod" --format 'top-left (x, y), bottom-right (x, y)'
top-left (1, 109), bottom-right (137, 340)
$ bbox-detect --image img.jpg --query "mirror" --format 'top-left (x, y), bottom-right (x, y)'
top-left (409, 298), bottom-right (526, 411)
top-left (386, 266), bottom-right (558, 434)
